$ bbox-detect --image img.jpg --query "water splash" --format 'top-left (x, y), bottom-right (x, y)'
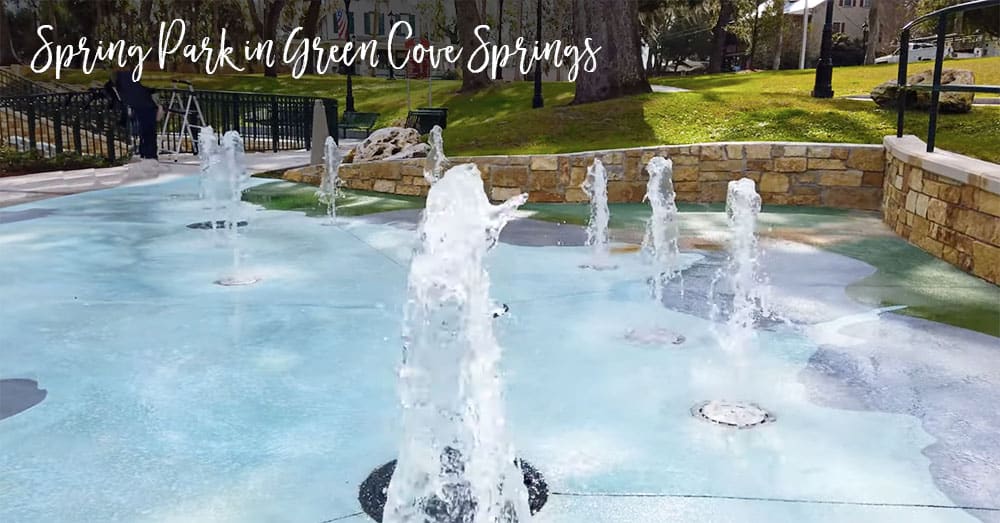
top-left (213, 131), bottom-right (257, 286)
top-left (641, 157), bottom-right (682, 301)
top-left (581, 158), bottom-right (615, 270)
top-left (711, 178), bottom-right (770, 354)
top-left (197, 127), bottom-right (217, 202)
top-left (384, 163), bottom-right (531, 523)
top-left (423, 125), bottom-right (449, 185)
top-left (317, 137), bottom-right (343, 225)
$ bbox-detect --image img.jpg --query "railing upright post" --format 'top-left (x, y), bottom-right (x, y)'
top-left (926, 14), bottom-right (949, 153)
top-left (270, 95), bottom-right (279, 153)
top-left (26, 100), bottom-right (37, 153)
top-left (896, 30), bottom-right (910, 138)
top-left (106, 110), bottom-right (117, 163)
top-left (53, 98), bottom-right (63, 155)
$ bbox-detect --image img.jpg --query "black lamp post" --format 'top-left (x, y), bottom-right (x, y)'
top-left (345, 0), bottom-right (356, 112)
top-left (532, 0), bottom-right (544, 109)
top-left (811, 0), bottom-right (835, 98)
top-left (498, 0), bottom-right (505, 80)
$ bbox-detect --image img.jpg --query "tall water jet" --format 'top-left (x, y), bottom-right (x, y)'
top-left (581, 158), bottom-right (615, 270)
top-left (198, 127), bottom-right (218, 204)
top-left (376, 164), bottom-right (540, 523)
top-left (214, 131), bottom-right (258, 286)
top-left (423, 125), bottom-right (448, 185)
top-left (642, 157), bottom-right (681, 301)
top-left (695, 178), bottom-right (773, 429)
top-left (317, 136), bottom-right (343, 225)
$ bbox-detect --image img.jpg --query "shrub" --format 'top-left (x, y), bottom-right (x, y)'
top-left (0, 147), bottom-right (119, 177)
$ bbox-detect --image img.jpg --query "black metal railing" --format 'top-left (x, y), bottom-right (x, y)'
top-left (1, 88), bottom-right (338, 163)
top-left (896, 0), bottom-right (1000, 152)
top-left (0, 90), bottom-right (129, 162)
top-left (154, 89), bottom-right (338, 155)
top-left (0, 69), bottom-right (58, 97)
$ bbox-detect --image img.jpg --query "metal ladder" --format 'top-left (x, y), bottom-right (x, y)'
top-left (158, 79), bottom-right (206, 157)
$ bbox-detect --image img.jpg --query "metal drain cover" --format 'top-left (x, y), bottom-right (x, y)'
top-left (692, 400), bottom-right (775, 429)
top-left (215, 276), bottom-right (260, 287)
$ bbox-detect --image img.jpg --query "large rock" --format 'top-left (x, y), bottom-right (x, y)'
top-left (871, 69), bottom-right (975, 113)
top-left (353, 127), bottom-right (422, 162)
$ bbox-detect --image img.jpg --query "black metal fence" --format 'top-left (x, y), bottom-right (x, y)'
top-left (1, 86), bottom-right (338, 163)
top-left (0, 90), bottom-right (127, 161)
top-left (896, 0), bottom-right (1000, 152)
top-left (0, 69), bottom-right (57, 97)
top-left (156, 89), bottom-right (338, 155)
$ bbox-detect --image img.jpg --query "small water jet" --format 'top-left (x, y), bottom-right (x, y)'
top-left (580, 158), bottom-right (616, 270)
top-left (423, 125), bottom-right (448, 185)
top-left (642, 156), bottom-right (682, 301)
top-left (368, 163), bottom-right (542, 523)
top-left (210, 131), bottom-right (258, 287)
top-left (317, 137), bottom-right (343, 225)
top-left (696, 178), bottom-right (773, 428)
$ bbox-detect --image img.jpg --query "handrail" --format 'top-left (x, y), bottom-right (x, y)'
top-left (901, 0), bottom-right (998, 32)
top-left (895, 0), bottom-right (1000, 153)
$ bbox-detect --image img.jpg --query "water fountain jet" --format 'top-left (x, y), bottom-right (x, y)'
top-left (211, 131), bottom-right (258, 287)
top-left (580, 158), bottom-right (616, 270)
top-left (317, 136), bottom-right (343, 225)
top-left (642, 156), bottom-right (682, 301)
top-left (361, 163), bottom-right (546, 523)
top-left (695, 178), bottom-right (774, 428)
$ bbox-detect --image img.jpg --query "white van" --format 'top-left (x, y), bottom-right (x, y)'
top-left (875, 42), bottom-right (943, 64)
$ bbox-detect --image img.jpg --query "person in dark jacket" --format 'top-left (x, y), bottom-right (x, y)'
top-left (113, 71), bottom-right (159, 160)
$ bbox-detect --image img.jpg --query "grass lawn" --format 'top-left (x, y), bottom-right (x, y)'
top-left (35, 57), bottom-right (1000, 161)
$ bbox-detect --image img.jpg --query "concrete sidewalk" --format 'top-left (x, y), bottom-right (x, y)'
top-left (0, 150), bottom-right (312, 208)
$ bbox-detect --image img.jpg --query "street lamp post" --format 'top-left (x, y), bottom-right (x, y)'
top-left (532, 0), bottom-right (544, 109)
top-left (811, 0), bottom-right (835, 98)
top-left (345, 0), bottom-right (356, 112)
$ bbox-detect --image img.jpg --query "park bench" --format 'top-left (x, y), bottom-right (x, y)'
top-left (339, 111), bottom-right (379, 138)
top-left (405, 107), bottom-right (448, 135)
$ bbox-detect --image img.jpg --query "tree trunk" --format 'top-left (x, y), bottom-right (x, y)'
top-left (572, 0), bottom-right (650, 104)
top-left (773, 0), bottom-right (785, 70)
top-left (0, 0), bottom-right (12, 65)
top-left (455, 0), bottom-right (491, 91)
top-left (865, 0), bottom-right (879, 64)
top-left (302, 0), bottom-right (322, 74)
top-left (710, 0), bottom-right (736, 73)
top-left (246, 0), bottom-right (287, 77)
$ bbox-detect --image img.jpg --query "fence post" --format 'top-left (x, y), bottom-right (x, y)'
top-left (53, 100), bottom-right (63, 155)
top-left (323, 99), bottom-right (338, 144)
top-left (26, 100), bottom-right (37, 153)
top-left (106, 111), bottom-right (117, 163)
top-left (270, 95), bottom-right (279, 152)
top-left (926, 14), bottom-right (949, 153)
top-left (72, 114), bottom-right (82, 153)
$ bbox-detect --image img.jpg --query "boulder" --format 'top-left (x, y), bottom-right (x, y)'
top-left (384, 142), bottom-right (430, 161)
top-left (871, 69), bottom-right (976, 113)
top-left (352, 127), bottom-right (421, 163)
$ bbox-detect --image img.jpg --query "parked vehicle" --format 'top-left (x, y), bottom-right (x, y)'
top-left (875, 42), bottom-right (944, 64)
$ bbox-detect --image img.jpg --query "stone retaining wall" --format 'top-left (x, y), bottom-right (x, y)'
top-left (285, 141), bottom-right (886, 210)
top-left (882, 135), bottom-right (1000, 284)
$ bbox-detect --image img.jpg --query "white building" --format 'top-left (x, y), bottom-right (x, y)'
top-left (766, 0), bottom-right (872, 67)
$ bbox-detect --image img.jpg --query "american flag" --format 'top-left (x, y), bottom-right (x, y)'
top-left (335, 9), bottom-right (349, 40)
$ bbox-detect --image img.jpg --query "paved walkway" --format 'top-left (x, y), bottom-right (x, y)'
top-left (0, 142), bottom-right (363, 208)
top-left (651, 85), bottom-right (691, 93)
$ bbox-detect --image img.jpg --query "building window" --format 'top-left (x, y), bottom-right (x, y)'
top-left (860, 0), bottom-right (870, 6)
top-left (832, 22), bottom-right (846, 34)
top-left (364, 12), bottom-right (385, 36)
top-left (838, 0), bottom-right (857, 6)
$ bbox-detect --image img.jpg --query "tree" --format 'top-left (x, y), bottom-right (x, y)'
top-left (0, 0), bottom-right (12, 65)
top-left (709, 0), bottom-right (735, 73)
top-left (573, 0), bottom-right (651, 104)
top-left (301, 0), bottom-right (323, 75)
top-left (246, 0), bottom-right (288, 77)
top-left (917, 0), bottom-right (999, 36)
top-left (865, 0), bottom-right (879, 64)
top-left (455, 0), bottom-right (491, 91)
